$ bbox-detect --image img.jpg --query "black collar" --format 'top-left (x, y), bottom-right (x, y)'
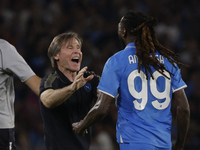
top-left (55, 68), bottom-right (72, 85)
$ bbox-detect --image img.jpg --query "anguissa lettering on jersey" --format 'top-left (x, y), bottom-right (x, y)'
top-left (128, 54), bottom-right (165, 64)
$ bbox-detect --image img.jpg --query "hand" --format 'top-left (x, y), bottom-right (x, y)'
top-left (71, 66), bottom-right (94, 91)
top-left (72, 121), bottom-right (88, 136)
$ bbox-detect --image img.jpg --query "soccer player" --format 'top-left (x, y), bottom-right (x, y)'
top-left (72, 11), bottom-right (190, 150)
top-left (39, 32), bottom-right (99, 150)
top-left (0, 39), bottom-right (41, 149)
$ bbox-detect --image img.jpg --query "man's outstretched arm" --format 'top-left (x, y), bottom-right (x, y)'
top-left (72, 92), bottom-right (114, 136)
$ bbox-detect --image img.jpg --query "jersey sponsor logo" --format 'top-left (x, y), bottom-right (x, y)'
top-left (84, 83), bottom-right (91, 92)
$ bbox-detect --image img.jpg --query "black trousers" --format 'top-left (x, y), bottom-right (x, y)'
top-left (0, 128), bottom-right (17, 150)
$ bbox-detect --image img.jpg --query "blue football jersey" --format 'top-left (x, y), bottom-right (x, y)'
top-left (97, 42), bottom-right (187, 148)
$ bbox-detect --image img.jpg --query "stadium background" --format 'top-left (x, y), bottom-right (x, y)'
top-left (0, 0), bottom-right (200, 149)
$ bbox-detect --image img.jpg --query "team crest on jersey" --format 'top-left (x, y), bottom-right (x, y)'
top-left (84, 83), bottom-right (91, 92)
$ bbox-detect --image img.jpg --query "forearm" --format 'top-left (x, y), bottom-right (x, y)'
top-left (73, 93), bottom-right (114, 136)
top-left (41, 83), bottom-right (76, 108)
top-left (41, 67), bottom-right (94, 108)
top-left (80, 100), bottom-right (109, 130)
top-left (175, 106), bottom-right (190, 149)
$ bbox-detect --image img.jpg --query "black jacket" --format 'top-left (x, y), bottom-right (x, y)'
top-left (39, 69), bottom-right (100, 150)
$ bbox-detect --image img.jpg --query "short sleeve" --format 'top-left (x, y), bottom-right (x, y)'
top-left (0, 40), bottom-right (35, 82)
top-left (97, 57), bottom-right (121, 98)
top-left (171, 64), bottom-right (187, 93)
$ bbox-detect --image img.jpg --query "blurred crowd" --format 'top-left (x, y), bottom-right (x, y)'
top-left (0, 0), bottom-right (200, 149)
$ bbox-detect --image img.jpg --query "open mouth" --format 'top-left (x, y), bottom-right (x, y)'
top-left (71, 57), bottom-right (79, 63)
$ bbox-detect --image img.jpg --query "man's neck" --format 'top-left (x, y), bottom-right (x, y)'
top-left (58, 67), bottom-right (77, 82)
top-left (125, 36), bottom-right (137, 46)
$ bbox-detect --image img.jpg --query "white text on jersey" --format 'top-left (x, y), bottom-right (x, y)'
top-left (128, 54), bottom-right (164, 64)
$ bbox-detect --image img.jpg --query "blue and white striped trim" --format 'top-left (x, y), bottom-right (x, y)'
top-left (126, 46), bottom-right (136, 49)
top-left (172, 85), bottom-right (187, 93)
top-left (120, 135), bottom-right (123, 143)
top-left (98, 89), bottom-right (115, 98)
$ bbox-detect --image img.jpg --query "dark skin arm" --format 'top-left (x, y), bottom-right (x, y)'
top-left (171, 89), bottom-right (190, 150)
top-left (72, 92), bottom-right (114, 136)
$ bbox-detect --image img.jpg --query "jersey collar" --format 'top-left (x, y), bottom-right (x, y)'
top-left (125, 42), bottom-right (136, 49)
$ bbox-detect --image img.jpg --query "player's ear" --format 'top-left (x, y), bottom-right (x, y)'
top-left (122, 28), bottom-right (127, 37)
top-left (54, 54), bottom-right (59, 61)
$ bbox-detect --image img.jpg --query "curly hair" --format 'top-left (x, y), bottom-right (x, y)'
top-left (121, 11), bottom-right (187, 79)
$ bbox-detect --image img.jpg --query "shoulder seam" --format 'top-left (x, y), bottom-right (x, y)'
top-left (44, 73), bottom-right (59, 89)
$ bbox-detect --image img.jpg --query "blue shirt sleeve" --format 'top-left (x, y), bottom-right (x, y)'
top-left (170, 64), bottom-right (187, 92)
top-left (97, 56), bottom-right (121, 98)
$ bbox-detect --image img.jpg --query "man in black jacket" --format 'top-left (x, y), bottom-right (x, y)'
top-left (39, 32), bottom-right (99, 150)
